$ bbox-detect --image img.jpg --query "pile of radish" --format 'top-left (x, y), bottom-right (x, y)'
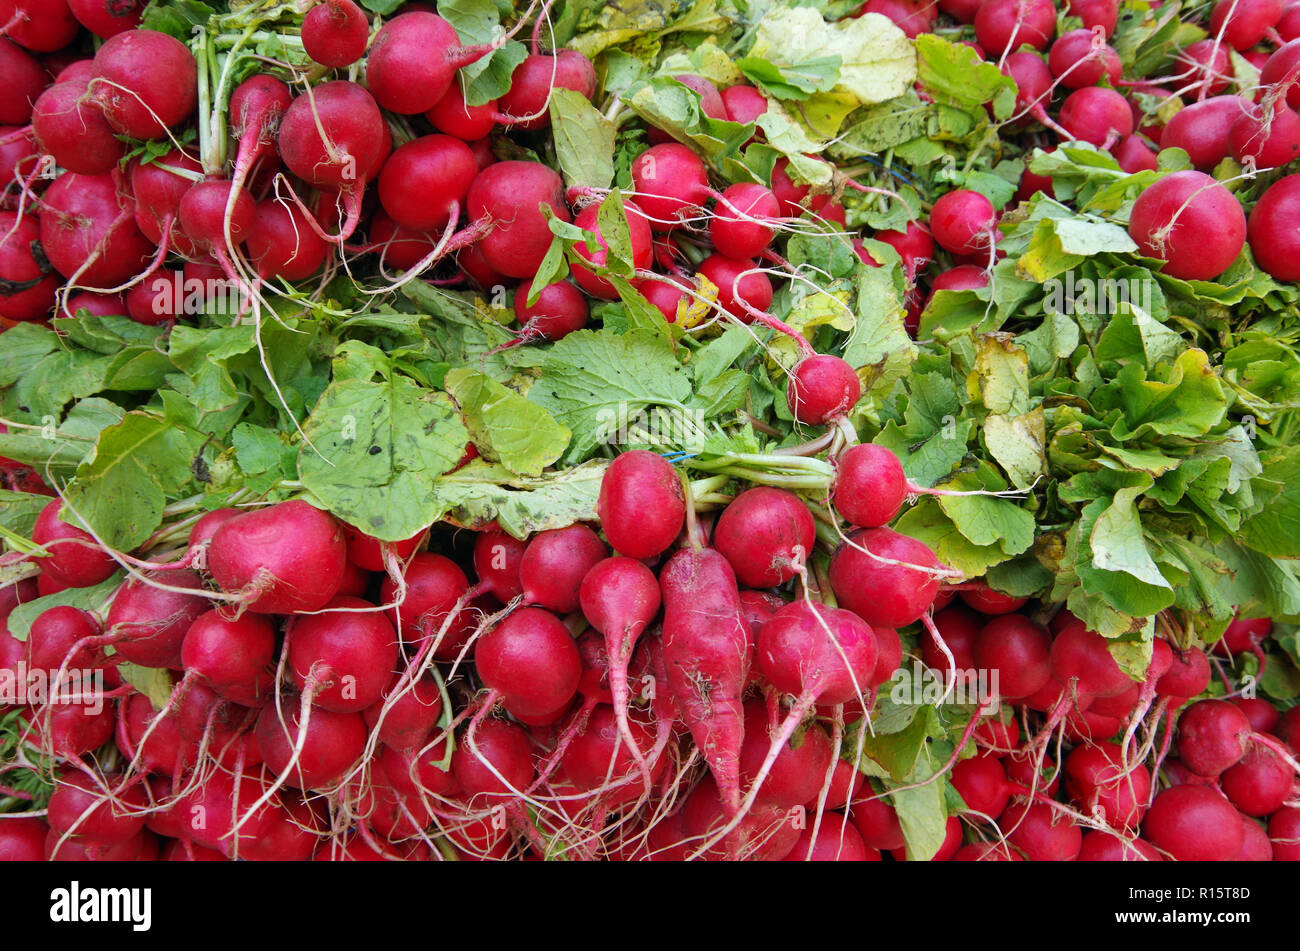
top-left (2, 0), bottom-right (1300, 861)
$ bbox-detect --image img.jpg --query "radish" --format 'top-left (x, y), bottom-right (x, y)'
top-left (519, 524), bottom-right (607, 614)
top-left (227, 74), bottom-right (292, 198)
top-left (1077, 831), bottom-right (1162, 861)
top-left (1248, 173), bottom-right (1300, 280)
top-left (659, 546), bottom-right (754, 814)
top-left (288, 595), bottom-right (398, 713)
top-left (1068, 0), bottom-right (1118, 34)
top-left (475, 606), bottom-right (582, 719)
top-left (465, 161), bottom-right (570, 279)
top-left (874, 220), bottom-right (933, 279)
top-left (0, 816), bottom-right (48, 860)
top-left (1048, 29), bottom-right (1122, 89)
top-left (512, 278), bottom-right (589, 341)
top-left (1210, 0), bottom-right (1284, 50)
top-left (26, 606), bottom-right (108, 677)
top-left (426, 84), bottom-right (498, 141)
top-left (1178, 40), bottom-right (1233, 97)
top-left (555, 704), bottom-right (662, 805)
top-left (130, 148), bottom-right (204, 260)
top-left (380, 551), bottom-right (476, 658)
top-left (1050, 620), bottom-right (1134, 699)
top-left (277, 81), bottom-right (387, 241)
top-left (471, 529), bottom-right (526, 602)
top-left (630, 143), bottom-right (710, 232)
top-left (1174, 699), bottom-right (1251, 776)
top-left (1127, 170), bottom-right (1246, 281)
top-left (1231, 695), bottom-right (1279, 732)
top-left (364, 11), bottom-right (498, 115)
top-left (640, 275), bottom-right (689, 322)
top-left (0, 0), bottom-right (79, 52)
top-left (1058, 87), bottom-right (1134, 148)
top-left (255, 700), bottom-right (368, 791)
top-left (1268, 806), bottom-right (1300, 859)
top-left (31, 80), bottom-right (125, 176)
top-left (720, 84), bottom-right (767, 125)
top-left (115, 693), bottom-right (190, 776)
top-left (828, 527), bottom-right (943, 628)
top-left (953, 841), bottom-right (1022, 861)
top-left (1143, 785), bottom-right (1244, 860)
top-left (786, 354), bottom-right (861, 425)
top-left (850, 794), bottom-right (905, 851)
top-left (1002, 51), bottom-right (1053, 128)
top-left (0, 209), bottom-right (57, 322)
top-left (178, 178), bottom-right (255, 281)
top-left (1220, 743), bottom-right (1292, 815)
top-left (924, 604), bottom-right (981, 672)
top-left (497, 51), bottom-right (597, 131)
top-left (974, 0), bottom-right (1056, 54)
top-left (1161, 95), bottom-right (1249, 170)
top-left (737, 700), bottom-right (834, 808)
top-left (1115, 136), bottom-right (1158, 173)
top-left (1001, 800), bottom-right (1082, 860)
top-left (973, 615), bottom-right (1052, 701)
top-left (713, 487), bottom-right (816, 587)
top-left (88, 29), bottom-right (198, 139)
top-left (858, 0), bottom-right (937, 38)
top-left (364, 672), bottom-right (442, 752)
top-left (1155, 643), bottom-right (1211, 699)
top-left (39, 171), bottom-right (154, 289)
top-left (570, 200), bottom-right (654, 300)
top-left (245, 199), bottom-right (329, 281)
top-left (453, 716), bottom-right (535, 802)
top-left (47, 772), bottom-right (147, 847)
top-left (0, 37), bottom-right (43, 124)
top-left (680, 773), bottom-right (801, 860)
top-left (104, 569), bottom-right (209, 669)
top-left (695, 253), bottom-right (773, 321)
top-left (303, 0), bottom-right (370, 68)
top-left (929, 189), bottom-right (997, 256)
top-left (378, 134), bottom-right (478, 233)
top-left (207, 499), bottom-right (348, 615)
top-left (380, 734), bottom-right (458, 798)
top-left (1228, 100), bottom-right (1300, 166)
top-left (68, 0), bottom-right (144, 38)
top-left (31, 499), bottom-right (117, 588)
top-left (597, 450), bottom-right (685, 559)
top-left (180, 609), bottom-right (275, 706)
top-left (1063, 741), bottom-right (1151, 829)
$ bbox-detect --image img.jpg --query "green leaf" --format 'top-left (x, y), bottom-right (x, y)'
top-left (935, 471), bottom-right (1035, 556)
top-left (5, 573), bottom-right (124, 641)
top-left (431, 460), bottom-right (608, 537)
top-left (737, 54), bottom-right (841, 99)
top-left (444, 368), bottom-right (571, 477)
top-left (298, 376), bottom-right (469, 541)
top-left (1240, 446), bottom-right (1300, 558)
top-left (894, 496), bottom-right (1007, 578)
top-left (1089, 484), bottom-right (1170, 589)
top-left (983, 410), bottom-right (1046, 489)
top-left (141, 0), bottom-right (216, 39)
top-left (0, 323), bottom-right (58, 386)
top-left (231, 423), bottom-right (292, 476)
top-left (915, 33), bottom-right (1016, 117)
top-left (62, 412), bottom-right (207, 552)
top-left (0, 490), bottom-right (51, 537)
top-left (116, 664), bottom-right (175, 711)
top-left (860, 704), bottom-right (942, 781)
top-left (967, 334), bottom-right (1031, 415)
top-left (550, 89), bottom-right (616, 189)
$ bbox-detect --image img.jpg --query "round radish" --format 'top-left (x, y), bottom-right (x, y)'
top-left (1127, 170), bottom-right (1245, 280)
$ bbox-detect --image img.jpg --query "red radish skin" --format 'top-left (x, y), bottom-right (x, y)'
top-left (39, 172), bottom-right (154, 289)
top-left (1174, 699), bottom-right (1251, 776)
top-left (597, 450), bottom-right (686, 559)
top-left (303, 0), bottom-right (370, 68)
top-left (47, 773), bottom-right (147, 846)
top-left (951, 754), bottom-right (1012, 819)
top-left (1058, 86), bottom-right (1134, 148)
top-left (68, 0), bottom-right (145, 38)
top-left (1, 1), bottom-right (80, 52)
top-left (32, 80), bottom-right (125, 175)
top-left (246, 200), bottom-right (329, 281)
top-left (426, 84), bottom-right (497, 140)
top-left (1002, 800), bottom-right (1082, 860)
top-left (519, 524), bottom-right (607, 614)
top-left (364, 674), bottom-right (443, 752)
top-left (207, 499), bottom-right (348, 615)
top-left (0, 816), bottom-right (48, 860)
top-left (88, 29), bottom-right (198, 139)
top-left (1248, 174), bottom-right (1300, 280)
top-left (365, 12), bottom-right (496, 115)
top-left (513, 279), bottom-right (589, 341)
top-left (1127, 170), bottom-right (1246, 281)
top-left (713, 487), bottom-right (816, 587)
top-left (1220, 743), bottom-right (1291, 815)
top-left (454, 717), bottom-right (535, 802)
top-left (255, 701), bottom-right (368, 792)
top-left (105, 570), bottom-right (210, 669)
top-left (497, 51), bottom-right (597, 131)
top-left (787, 355), bottom-right (862, 425)
top-left (696, 253), bottom-right (773, 322)
top-left (0, 38), bottom-right (44, 125)
top-left (659, 547), bottom-right (754, 814)
top-left (288, 595), bottom-right (398, 713)
top-left (737, 701), bottom-right (834, 808)
top-left (929, 189), bottom-right (997, 257)
top-left (31, 500), bottom-right (117, 588)
top-left (1161, 95), bottom-right (1249, 171)
top-left (1063, 742), bottom-right (1151, 830)
top-left (785, 813), bottom-right (877, 861)
top-left (378, 134), bottom-right (477, 233)
top-left (476, 606), bottom-right (582, 719)
top-left (571, 201), bottom-right (654, 300)
top-left (1048, 29), bottom-right (1122, 88)
top-left (973, 614), bottom-right (1052, 701)
top-left (0, 210), bottom-right (57, 322)
top-left (975, 0), bottom-right (1056, 54)
top-left (466, 161), bottom-right (570, 279)
top-left (1144, 785), bottom-right (1245, 860)
top-left (1078, 831), bottom-right (1163, 861)
top-left (630, 143), bottom-right (710, 232)
top-left (828, 527), bottom-right (943, 628)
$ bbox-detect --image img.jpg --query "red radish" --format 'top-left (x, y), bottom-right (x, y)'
top-left (471, 529), bottom-right (526, 602)
top-left (31, 499), bottom-right (116, 588)
top-left (255, 700), bottom-right (368, 791)
top-left (939, 0), bottom-right (983, 23)
top-left (1001, 800), bottom-right (1082, 860)
top-left (47, 772), bottom-right (147, 847)
top-left (713, 487), bottom-right (816, 587)
top-left (342, 525), bottom-right (423, 573)
top-left (1228, 100), bottom-right (1300, 166)
top-left (555, 704), bottom-right (661, 804)
top-left (245, 200), bottom-right (329, 281)
top-left (453, 717), bottom-right (535, 802)
top-left (130, 148), bottom-right (204, 259)
top-left (929, 189), bottom-right (997, 256)
top-left (288, 596), bottom-right (398, 713)
top-left (115, 693), bottom-right (190, 776)
top-left (1210, 0), bottom-right (1284, 49)
top-left (1221, 743), bottom-right (1291, 815)
top-left (0, 816), bottom-right (48, 860)
top-left (770, 158), bottom-right (812, 216)
top-left (68, 0), bottom-right (144, 38)
top-left (39, 172), bottom-right (154, 288)
top-left (787, 354), bottom-right (861, 425)
top-left (0, 0), bottom-right (79, 52)
top-left (1067, 0), bottom-right (1118, 34)
top-left (659, 547), bottom-right (753, 814)
top-left (380, 734), bottom-right (458, 798)
top-left (235, 793), bottom-right (327, 861)
top-left (365, 11), bottom-right (497, 115)
top-left (1144, 785), bottom-right (1244, 860)
top-left (180, 609), bottom-right (275, 706)
top-left (1178, 39), bottom-right (1233, 97)
top-left (874, 220), bottom-right (934, 278)
top-left (278, 81), bottom-right (387, 240)
top-left (1048, 29), bottom-right (1121, 88)
top-left (640, 275), bottom-right (690, 322)
top-left (1232, 696), bottom-right (1279, 733)
top-left (178, 178), bottom-right (255, 272)
top-left (1161, 95), bottom-right (1249, 170)
top-left (680, 773), bottom-right (801, 860)
top-left (831, 443), bottom-right (909, 529)
top-left (924, 605), bottom-right (981, 673)
top-left (974, 0), bottom-right (1056, 54)
top-left (891, 815), bottom-right (962, 861)
top-left (1262, 40), bottom-right (1300, 109)
top-left (476, 606), bottom-right (582, 719)
top-left (850, 794), bottom-right (905, 851)
top-left (570, 200), bottom-right (654, 300)
top-left (1064, 742), bottom-right (1151, 829)
top-left (1050, 620), bottom-right (1133, 698)
top-left (596, 450), bottom-right (685, 559)
top-left (381, 551), bottom-right (474, 657)
top-left (365, 211), bottom-right (441, 271)
top-left (973, 615), bottom-right (1051, 701)
top-left (828, 527), bottom-right (943, 628)
top-left (426, 84), bottom-right (497, 141)
top-left (959, 581), bottom-right (1025, 615)
top-left (88, 29), bottom-right (198, 139)
top-left (207, 499), bottom-right (348, 615)
top-left (0, 37), bottom-right (43, 124)
top-left (630, 143), bottom-right (710, 232)
top-left (104, 570), bottom-right (209, 669)
top-left (785, 813), bottom-right (877, 861)
top-left (951, 754), bottom-right (1012, 819)
top-left (1248, 173), bottom-right (1300, 280)
top-left (737, 700), bottom-right (834, 808)
top-left (1078, 831), bottom-right (1162, 861)
top-left (362, 673), bottom-right (442, 754)
top-left (31, 80), bottom-right (125, 175)
top-left (227, 74), bottom-right (293, 198)
top-left (513, 278), bottom-right (589, 341)
top-left (302, 0), bottom-right (369, 68)
top-left (858, 0), bottom-right (937, 37)
top-left (1174, 699), bottom-right (1251, 776)
top-left (1127, 170), bottom-right (1246, 281)
top-left (720, 84), bottom-right (767, 124)
top-left (1058, 87), bottom-right (1134, 148)
top-left (378, 135), bottom-right (477, 233)
top-left (954, 841), bottom-right (1023, 861)
top-left (518, 524), bottom-right (607, 615)
top-left (696, 253), bottom-right (773, 321)
top-left (1268, 806), bottom-right (1300, 860)
top-left (26, 606), bottom-right (107, 679)
top-left (466, 161), bottom-right (569, 279)
top-left (1156, 644), bottom-right (1211, 698)
top-left (497, 51), bottom-right (597, 131)
top-left (1115, 135), bottom-right (1158, 173)
top-left (0, 209), bottom-right (57, 321)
